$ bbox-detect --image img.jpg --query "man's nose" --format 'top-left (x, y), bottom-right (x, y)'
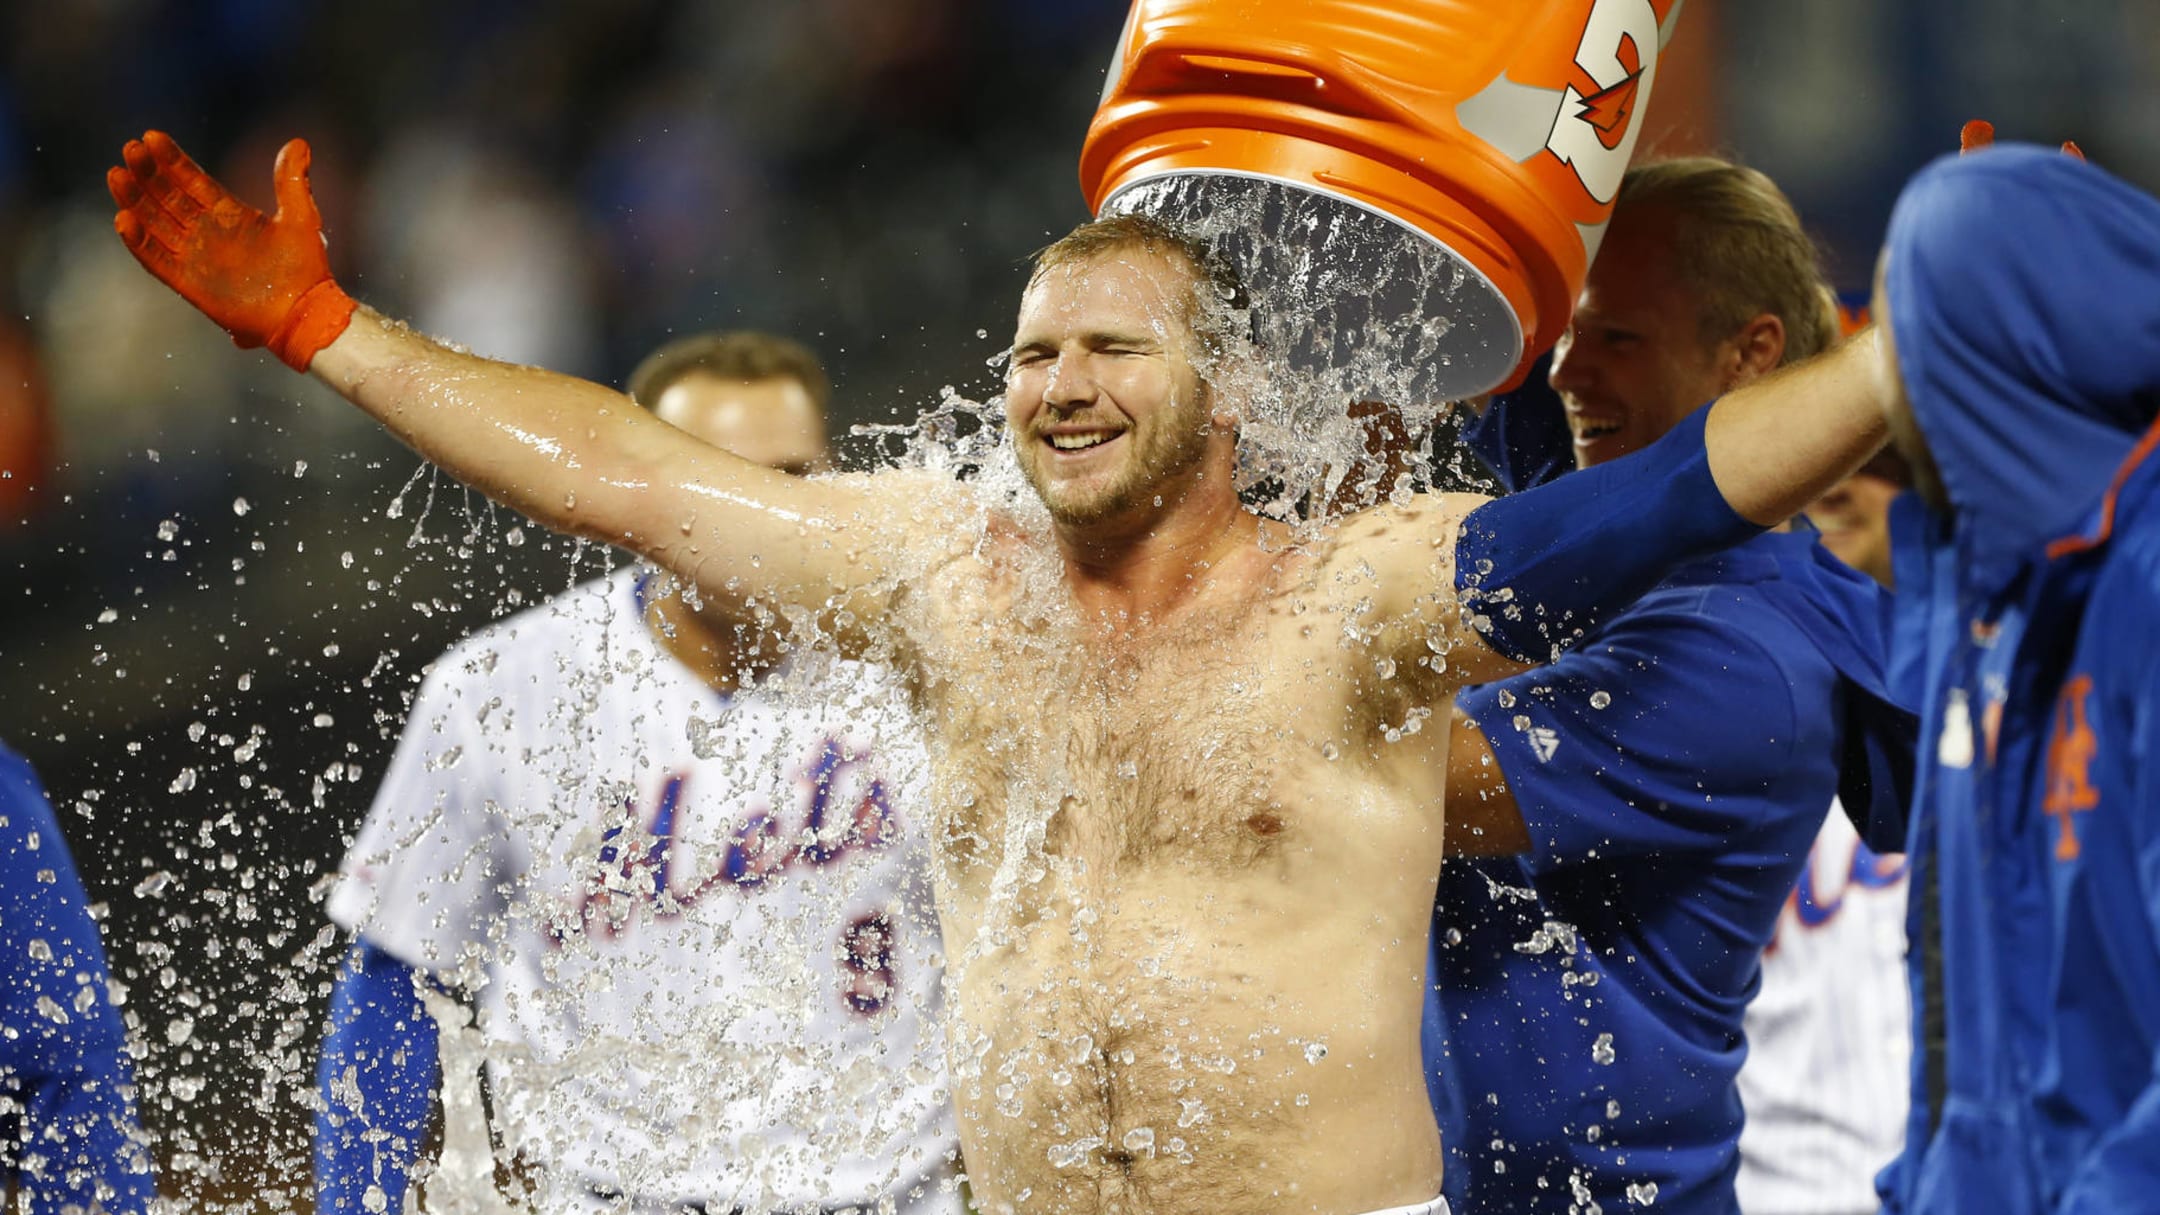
top-left (1044, 352), bottom-right (1100, 410)
top-left (1547, 337), bottom-right (1595, 398)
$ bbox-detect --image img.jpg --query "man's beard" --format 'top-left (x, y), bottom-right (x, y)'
top-left (1022, 396), bottom-right (1214, 527)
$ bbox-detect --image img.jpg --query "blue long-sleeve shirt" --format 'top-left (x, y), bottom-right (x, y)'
top-left (0, 743), bottom-right (156, 1214)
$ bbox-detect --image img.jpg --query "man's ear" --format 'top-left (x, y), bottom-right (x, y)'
top-left (1727, 313), bottom-right (1787, 386)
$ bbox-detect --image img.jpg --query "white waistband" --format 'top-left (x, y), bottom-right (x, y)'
top-left (1357, 1196), bottom-right (1450, 1215)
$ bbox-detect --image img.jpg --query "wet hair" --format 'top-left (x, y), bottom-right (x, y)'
top-left (1027, 213), bottom-right (1253, 358)
top-left (625, 330), bottom-right (831, 417)
top-left (1617, 158), bottom-right (1838, 368)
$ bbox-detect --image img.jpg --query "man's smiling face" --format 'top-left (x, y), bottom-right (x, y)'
top-left (1005, 245), bottom-right (1216, 528)
top-left (1548, 205), bottom-right (1734, 470)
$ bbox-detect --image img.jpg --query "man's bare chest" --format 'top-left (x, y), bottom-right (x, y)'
top-left (918, 583), bottom-right (1432, 885)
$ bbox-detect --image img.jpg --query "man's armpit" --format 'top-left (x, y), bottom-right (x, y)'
top-left (1444, 705), bottom-right (1530, 858)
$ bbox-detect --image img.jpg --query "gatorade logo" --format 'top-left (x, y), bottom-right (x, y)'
top-left (1544, 0), bottom-right (1661, 206)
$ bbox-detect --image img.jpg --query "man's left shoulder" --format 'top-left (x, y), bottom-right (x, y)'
top-left (1332, 492), bottom-right (1489, 551)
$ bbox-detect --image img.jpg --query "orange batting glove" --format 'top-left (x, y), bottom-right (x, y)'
top-left (107, 130), bottom-right (356, 372)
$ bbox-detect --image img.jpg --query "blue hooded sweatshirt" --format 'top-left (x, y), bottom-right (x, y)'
top-left (1871, 146), bottom-right (2160, 1215)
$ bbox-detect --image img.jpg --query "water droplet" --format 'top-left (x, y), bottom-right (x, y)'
top-left (505, 526), bottom-right (526, 547)
top-left (340, 551), bottom-right (355, 568)
top-left (232, 496), bottom-right (251, 516)
top-left (156, 519), bottom-right (179, 541)
top-left (1320, 741), bottom-right (1341, 762)
top-left (1303, 1040), bottom-right (1328, 1064)
top-left (96, 607), bottom-right (118, 624)
top-left (1121, 1126), bottom-right (1156, 1154)
top-left (1626, 1181), bottom-right (1659, 1206)
top-left (1590, 689), bottom-right (1612, 710)
top-left (26, 938), bottom-right (52, 962)
top-left (1591, 1032), bottom-right (1616, 1065)
top-left (1047, 1136), bottom-right (1101, 1169)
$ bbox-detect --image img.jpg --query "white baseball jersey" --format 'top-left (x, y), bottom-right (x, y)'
top-left (1734, 801), bottom-right (1911, 1215)
top-left (329, 567), bottom-right (960, 1214)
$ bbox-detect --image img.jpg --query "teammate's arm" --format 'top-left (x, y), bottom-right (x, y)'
top-left (1372, 329), bottom-right (1890, 683)
top-left (107, 132), bottom-right (935, 656)
top-left (314, 941), bottom-right (441, 1215)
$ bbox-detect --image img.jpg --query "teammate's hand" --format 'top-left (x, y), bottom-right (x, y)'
top-left (107, 130), bottom-right (356, 371)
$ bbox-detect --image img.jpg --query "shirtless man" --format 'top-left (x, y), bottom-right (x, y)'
top-left (108, 131), bottom-right (1889, 1215)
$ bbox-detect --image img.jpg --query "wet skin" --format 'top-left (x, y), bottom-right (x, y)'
top-left (899, 249), bottom-right (1509, 1214)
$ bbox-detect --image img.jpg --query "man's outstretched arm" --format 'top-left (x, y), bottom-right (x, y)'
top-left (108, 131), bottom-right (930, 649)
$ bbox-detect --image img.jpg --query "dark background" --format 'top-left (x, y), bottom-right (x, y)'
top-left (0, 1), bottom-right (2153, 1209)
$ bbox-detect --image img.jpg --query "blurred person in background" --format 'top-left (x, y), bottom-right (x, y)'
top-left (1735, 446), bottom-right (1915, 1215)
top-left (1, 740), bottom-right (157, 1214)
top-left (0, 320), bottom-right (51, 530)
top-left (1428, 157), bottom-right (1914, 1215)
top-left (1804, 449), bottom-right (1908, 589)
top-left (361, 123), bottom-right (601, 376)
top-left (1865, 139), bottom-right (2160, 1215)
top-left (313, 332), bottom-right (960, 1215)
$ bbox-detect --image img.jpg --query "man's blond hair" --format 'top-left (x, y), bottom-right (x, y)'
top-left (1027, 214), bottom-right (1251, 358)
top-left (1617, 158), bottom-right (1838, 367)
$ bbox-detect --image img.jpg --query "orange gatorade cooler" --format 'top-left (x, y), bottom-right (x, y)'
top-left (1082, 0), bottom-right (1684, 403)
